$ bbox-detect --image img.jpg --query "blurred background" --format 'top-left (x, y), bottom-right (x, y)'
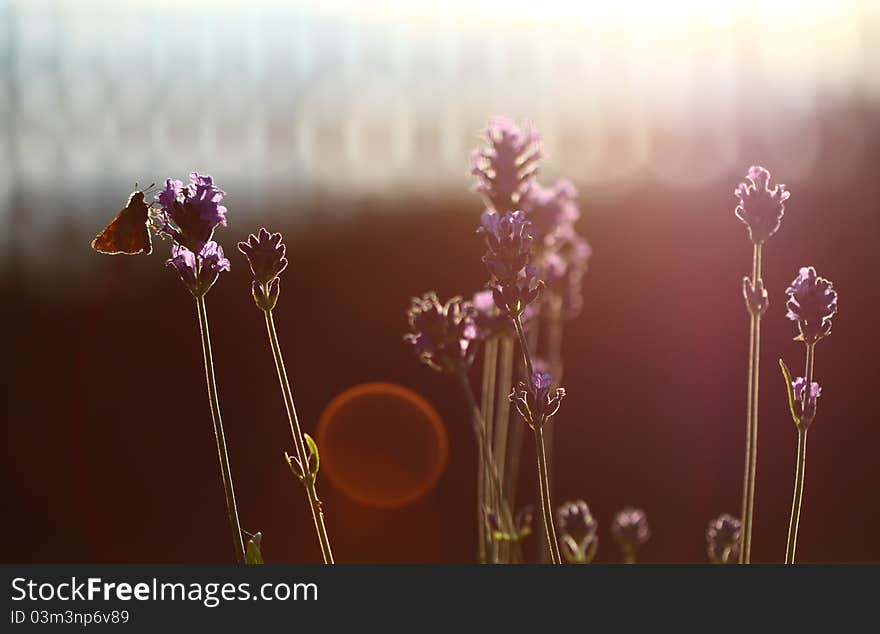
top-left (2, 0), bottom-right (878, 562)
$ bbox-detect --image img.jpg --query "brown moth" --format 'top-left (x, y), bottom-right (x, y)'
top-left (91, 190), bottom-right (153, 255)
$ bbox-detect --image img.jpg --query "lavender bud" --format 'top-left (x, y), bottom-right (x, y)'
top-left (556, 500), bottom-right (598, 564)
top-left (479, 210), bottom-right (543, 318)
top-left (404, 292), bottom-right (480, 374)
top-left (510, 371), bottom-right (566, 429)
top-left (742, 277), bottom-right (769, 316)
top-left (792, 377), bottom-right (822, 427)
top-left (734, 166), bottom-right (789, 245)
top-left (706, 514), bottom-right (742, 564)
top-left (611, 507), bottom-right (651, 552)
top-left (785, 266), bottom-right (838, 344)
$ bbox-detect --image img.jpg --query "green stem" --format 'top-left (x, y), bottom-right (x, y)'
top-left (264, 309), bottom-right (334, 564)
top-left (786, 343), bottom-right (815, 564)
top-left (196, 295), bottom-right (245, 564)
top-left (534, 426), bottom-right (561, 564)
top-left (785, 428), bottom-right (808, 564)
top-left (496, 336), bottom-right (518, 507)
top-left (458, 371), bottom-right (518, 560)
top-left (478, 337), bottom-right (499, 563)
top-left (740, 243), bottom-right (762, 563)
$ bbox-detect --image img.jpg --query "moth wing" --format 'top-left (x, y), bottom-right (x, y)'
top-left (91, 195), bottom-right (152, 256)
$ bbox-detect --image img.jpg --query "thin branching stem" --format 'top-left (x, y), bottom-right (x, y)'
top-left (264, 308), bottom-right (334, 564)
top-left (512, 311), bottom-right (561, 564)
top-left (458, 372), bottom-right (519, 562)
top-left (196, 295), bottom-right (245, 564)
top-left (740, 243), bottom-right (762, 563)
top-left (786, 342), bottom-right (815, 564)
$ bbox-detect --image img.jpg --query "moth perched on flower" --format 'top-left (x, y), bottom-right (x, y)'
top-left (91, 187), bottom-right (155, 256)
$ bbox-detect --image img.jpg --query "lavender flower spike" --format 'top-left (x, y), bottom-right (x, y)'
top-left (404, 292), bottom-right (480, 374)
top-left (611, 508), bottom-right (650, 562)
top-left (479, 210), bottom-right (543, 317)
top-left (239, 228), bottom-right (289, 312)
top-left (556, 500), bottom-right (598, 564)
top-left (471, 116), bottom-right (541, 214)
top-left (155, 172), bottom-right (228, 253)
top-left (785, 266), bottom-right (838, 344)
top-left (166, 241), bottom-right (230, 298)
top-left (706, 514), bottom-right (742, 564)
top-left (734, 166), bottom-right (790, 245)
top-left (510, 371), bottom-right (565, 430)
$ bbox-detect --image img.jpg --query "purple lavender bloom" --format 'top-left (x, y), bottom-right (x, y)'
top-left (541, 232), bottom-right (592, 319)
top-left (734, 166), bottom-right (789, 245)
top-left (556, 500), bottom-right (598, 564)
top-left (239, 228), bottom-right (289, 311)
top-left (792, 377), bottom-right (822, 426)
top-left (479, 210), bottom-right (543, 317)
top-left (521, 179), bottom-right (581, 247)
top-left (785, 266), bottom-right (838, 344)
top-left (471, 116), bottom-right (541, 214)
top-left (155, 172), bottom-right (228, 253)
top-left (166, 241), bottom-right (231, 297)
top-left (706, 514), bottom-right (742, 564)
top-left (404, 292), bottom-right (480, 374)
top-left (611, 508), bottom-right (651, 551)
top-left (510, 371), bottom-right (566, 430)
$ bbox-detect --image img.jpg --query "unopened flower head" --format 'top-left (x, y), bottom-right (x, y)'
top-left (479, 210), bottom-right (542, 317)
top-left (734, 166), bottom-right (789, 244)
top-left (404, 292), bottom-right (479, 374)
top-left (706, 514), bottom-right (742, 564)
top-left (611, 507), bottom-right (651, 550)
top-left (166, 241), bottom-right (231, 297)
top-left (239, 228), bottom-right (289, 311)
top-left (510, 371), bottom-right (565, 429)
top-left (556, 500), bottom-right (598, 564)
top-left (155, 172), bottom-right (228, 253)
top-left (785, 266), bottom-right (838, 344)
top-left (792, 377), bottom-right (822, 426)
top-left (742, 277), bottom-right (769, 316)
top-left (471, 116), bottom-right (541, 214)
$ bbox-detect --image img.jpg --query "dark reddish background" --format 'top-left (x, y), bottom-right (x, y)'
top-left (2, 128), bottom-right (879, 564)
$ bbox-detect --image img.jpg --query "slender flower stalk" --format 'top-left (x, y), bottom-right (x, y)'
top-left (478, 335), bottom-right (499, 562)
top-left (160, 173), bottom-right (245, 563)
top-left (404, 292), bottom-right (517, 559)
top-left (239, 228), bottom-right (334, 563)
top-left (780, 266), bottom-right (837, 564)
top-left (734, 166), bottom-right (789, 563)
top-left (196, 295), bottom-right (245, 564)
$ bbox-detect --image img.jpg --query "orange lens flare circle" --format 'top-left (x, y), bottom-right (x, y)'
top-left (316, 382), bottom-right (448, 509)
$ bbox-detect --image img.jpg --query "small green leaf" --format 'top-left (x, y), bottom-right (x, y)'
top-left (779, 359), bottom-right (800, 424)
top-left (245, 532), bottom-right (264, 565)
top-left (304, 434), bottom-right (320, 476)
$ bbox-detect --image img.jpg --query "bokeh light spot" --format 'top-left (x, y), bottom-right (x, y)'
top-left (316, 383), bottom-right (448, 508)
